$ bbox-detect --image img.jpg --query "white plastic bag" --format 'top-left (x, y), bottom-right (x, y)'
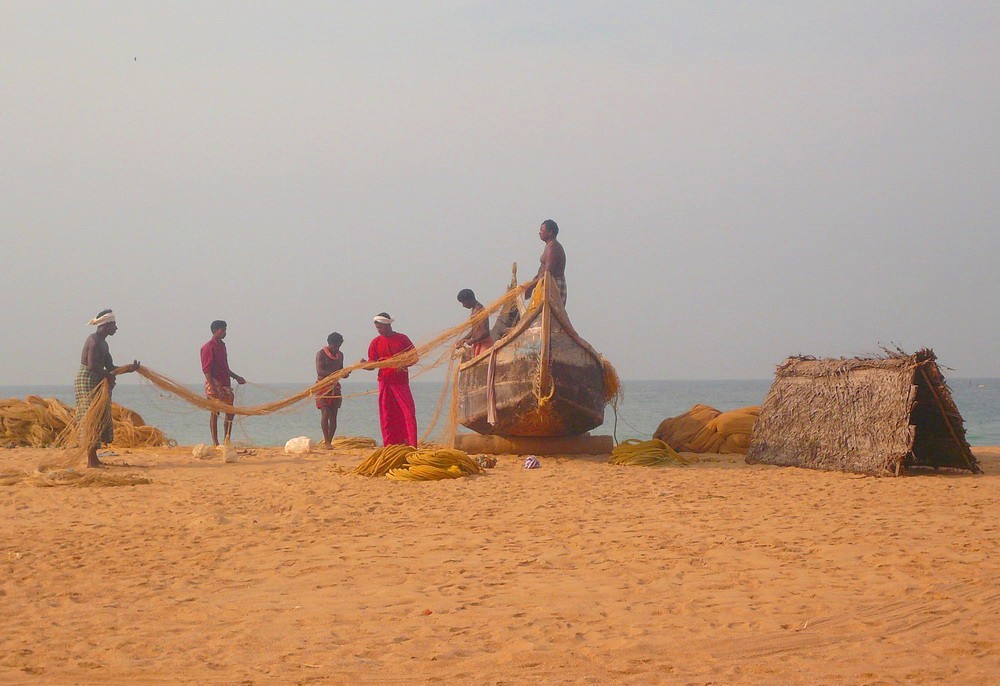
top-left (284, 436), bottom-right (314, 455)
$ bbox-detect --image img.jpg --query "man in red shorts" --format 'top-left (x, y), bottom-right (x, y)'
top-left (316, 331), bottom-right (349, 449)
top-left (361, 313), bottom-right (418, 447)
top-left (201, 320), bottom-right (246, 446)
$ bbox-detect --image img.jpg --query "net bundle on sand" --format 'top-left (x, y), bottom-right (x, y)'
top-left (330, 436), bottom-right (378, 450)
top-left (1, 388), bottom-right (161, 487)
top-left (608, 438), bottom-right (699, 467)
top-left (0, 466), bottom-right (151, 488)
top-left (0, 395), bottom-right (171, 449)
top-left (653, 404), bottom-right (760, 454)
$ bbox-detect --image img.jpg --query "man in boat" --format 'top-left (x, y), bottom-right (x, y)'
top-left (456, 289), bottom-right (494, 357)
top-left (201, 320), bottom-right (246, 446)
top-left (316, 331), bottom-right (349, 449)
top-left (76, 309), bottom-right (139, 468)
top-left (361, 313), bottom-right (418, 447)
top-left (524, 219), bottom-right (567, 305)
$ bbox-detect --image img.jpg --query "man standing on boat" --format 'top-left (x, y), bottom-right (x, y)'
top-left (201, 320), bottom-right (246, 446)
top-left (524, 219), bottom-right (567, 305)
top-left (361, 313), bottom-right (418, 447)
top-left (456, 289), bottom-right (494, 357)
top-left (316, 332), bottom-right (349, 449)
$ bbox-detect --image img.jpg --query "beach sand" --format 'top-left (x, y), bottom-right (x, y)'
top-left (1, 445), bottom-right (997, 685)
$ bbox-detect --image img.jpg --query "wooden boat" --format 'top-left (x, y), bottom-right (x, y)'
top-left (456, 271), bottom-right (607, 437)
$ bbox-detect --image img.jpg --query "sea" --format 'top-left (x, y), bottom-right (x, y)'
top-left (3, 378), bottom-right (999, 447)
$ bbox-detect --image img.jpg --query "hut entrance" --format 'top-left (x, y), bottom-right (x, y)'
top-left (907, 358), bottom-right (978, 472)
top-left (746, 350), bottom-right (981, 476)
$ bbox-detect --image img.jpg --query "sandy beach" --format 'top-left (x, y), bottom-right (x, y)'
top-left (1, 446), bottom-right (997, 685)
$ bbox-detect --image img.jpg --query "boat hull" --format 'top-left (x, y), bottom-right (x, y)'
top-left (457, 284), bottom-right (605, 437)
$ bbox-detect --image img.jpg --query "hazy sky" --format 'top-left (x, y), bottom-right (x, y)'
top-left (3, 1), bottom-right (998, 385)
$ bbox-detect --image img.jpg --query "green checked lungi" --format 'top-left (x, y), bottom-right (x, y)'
top-left (74, 365), bottom-right (113, 445)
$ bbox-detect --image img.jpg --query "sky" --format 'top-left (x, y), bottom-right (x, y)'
top-left (2, 1), bottom-right (998, 385)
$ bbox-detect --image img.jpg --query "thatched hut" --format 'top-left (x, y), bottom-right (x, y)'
top-left (745, 350), bottom-right (980, 476)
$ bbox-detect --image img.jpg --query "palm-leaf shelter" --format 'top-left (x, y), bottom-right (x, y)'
top-left (745, 350), bottom-right (981, 476)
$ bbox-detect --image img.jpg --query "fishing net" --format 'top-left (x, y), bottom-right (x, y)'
top-left (0, 395), bottom-right (170, 450)
top-left (1, 381), bottom-right (162, 486)
top-left (330, 436), bottom-right (378, 450)
top-left (653, 404), bottom-right (760, 454)
top-left (6, 275), bottom-right (619, 486)
top-left (608, 438), bottom-right (698, 466)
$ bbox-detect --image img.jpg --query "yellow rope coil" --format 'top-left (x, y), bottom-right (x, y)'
top-left (608, 438), bottom-right (698, 467)
top-left (331, 436), bottom-right (378, 450)
top-left (387, 464), bottom-right (464, 481)
top-left (353, 444), bottom-right (416, 477)
top-left (363, 447), bottom-right (483, 481)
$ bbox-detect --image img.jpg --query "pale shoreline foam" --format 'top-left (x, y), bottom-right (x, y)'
top-left (1, 445), bottom-right (997, 684)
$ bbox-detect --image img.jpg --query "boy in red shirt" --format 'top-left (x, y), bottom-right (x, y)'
top-left (200, 320), bottom-right (246, 446)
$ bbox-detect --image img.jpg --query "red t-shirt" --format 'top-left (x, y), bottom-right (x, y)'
top-left (201, 337), bottom-right (231, 384)
top-left (367, 333), bottom-right (415, 384)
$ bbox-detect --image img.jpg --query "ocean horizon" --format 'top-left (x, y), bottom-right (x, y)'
top-left (4, 377), bottom-right (999, 448)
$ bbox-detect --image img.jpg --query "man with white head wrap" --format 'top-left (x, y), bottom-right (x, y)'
top-left (361, 312), bottom-right (419, 447)
top-left (75, 309), bottom-right (139, 467)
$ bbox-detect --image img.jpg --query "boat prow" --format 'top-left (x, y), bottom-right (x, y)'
top-left (457, 272), bottom-right (607, 437)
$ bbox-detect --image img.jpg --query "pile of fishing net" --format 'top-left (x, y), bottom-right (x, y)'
top-left (0, 396), bottom-right (172, 449)
top-left (653, 404), bottom-right (760, 454)
top-left (0, 396), bottom-right (74, 448)
top-left (108, 405), bottom-right (174, 448)
top-left (354, 445), bottom-right (483, 480)
top-left (0, 466), bottom-right (151, 488)
top-left (608, 438), bottom-right (700, 467)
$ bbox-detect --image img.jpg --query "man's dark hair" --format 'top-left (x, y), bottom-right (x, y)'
top-left (457, 288), bottom-right (475, 302)
top-left (211, 320), bottom-right (227, 333)
top-left (327, 332), bottom-right (344, 346)
top-left (96, 308), bottom-right (113, 319)
top-left (376, 312), bottom-right (391, 319)
top-left (542, 219), bottom-right (559, 236)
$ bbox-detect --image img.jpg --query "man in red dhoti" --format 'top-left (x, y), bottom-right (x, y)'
top-left (362, 312), bottom-right (418, 447)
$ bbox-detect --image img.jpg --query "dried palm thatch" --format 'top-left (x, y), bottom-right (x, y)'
top-left (745, 349), bottom-right (980, 476)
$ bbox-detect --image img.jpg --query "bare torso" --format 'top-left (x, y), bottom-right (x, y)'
top-left (81, 334), bottom-right (113, 374)
top-left (316, 347), bottom-right (344, 380)
top-left (537, 238), bottom-right (566, 279)
top-left (469, 303), bottom-right (490, 343)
